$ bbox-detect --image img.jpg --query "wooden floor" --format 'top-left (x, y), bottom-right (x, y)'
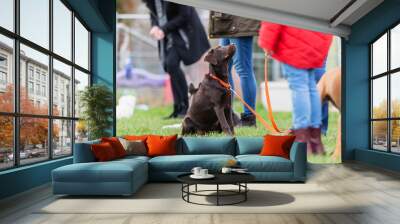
top-left (1, 162), bottom-right (400, 224)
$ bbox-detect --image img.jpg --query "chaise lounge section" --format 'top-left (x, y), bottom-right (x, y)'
top-left (52, 137), bottom-right (306, 196)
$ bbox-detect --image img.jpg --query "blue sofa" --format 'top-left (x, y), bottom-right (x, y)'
top-left (52, 137), bottom-right (306, 196)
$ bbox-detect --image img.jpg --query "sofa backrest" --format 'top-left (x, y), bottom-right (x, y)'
top-left (235, 137), bottom-right (264, 155)
top-left (73, 139), bottom-right (100, 163)
top-left (177, 137), bottom-right (236, 155)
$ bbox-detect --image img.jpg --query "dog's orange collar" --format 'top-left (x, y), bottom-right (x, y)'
top-left (207, 73), bottom-right (231, 90)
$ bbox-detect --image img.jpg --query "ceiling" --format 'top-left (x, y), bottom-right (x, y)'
top-left (167, 0), bottom-right (384, 37)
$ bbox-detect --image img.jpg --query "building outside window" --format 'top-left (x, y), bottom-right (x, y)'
top-left (41, 85), bottom-right (46, 97)
top-left (28, 81), bottom-right (34, 94)
top-left (41, 73), bottom-right (46, 83)
top-left (0, 0), bottom-right (91, 170)
top-left (35, 83), bottom-right (40, 95)
top-left (371, 23), bottom-right (400, 154)
top-left (35, 70), bottom-right (40, 81)
top-left (28, 66), bottom-right (34, 80)
top-left (0, 54), bottom-right (7, 90)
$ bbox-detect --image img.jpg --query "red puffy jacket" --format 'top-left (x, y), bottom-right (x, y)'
top-left (258, 22), bottom-right (333, 69)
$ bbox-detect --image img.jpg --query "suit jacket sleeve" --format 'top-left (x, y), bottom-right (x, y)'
top-left (258, 21), bottom-right (283, 53)
top-left (143, 0), bottom-right (158, 27)
top-left (160, 4), bottom-right (190, 35)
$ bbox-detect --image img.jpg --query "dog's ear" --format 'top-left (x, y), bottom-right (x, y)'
top-left (204, 49), bottom-right (218, 65)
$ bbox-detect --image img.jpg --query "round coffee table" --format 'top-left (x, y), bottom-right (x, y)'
top-left (177, 173), bottom-right (255, 206)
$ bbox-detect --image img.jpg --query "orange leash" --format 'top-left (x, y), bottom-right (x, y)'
top-left (263, 53), bottom-right (281, 133)
top-left (208, 54), bottom-right (286, 135)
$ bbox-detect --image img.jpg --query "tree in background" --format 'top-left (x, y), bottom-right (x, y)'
top-left (0, 85), bottom-right (59, 151)
top-left (372, 100), bottom-right (388, 140)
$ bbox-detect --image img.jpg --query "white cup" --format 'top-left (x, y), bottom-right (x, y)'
top-left (191, 167), bottom-right (202, 176)
top-left (221, 167), bottom-right (232, 174)
top-left (200, 169), bottom-right (208, 176)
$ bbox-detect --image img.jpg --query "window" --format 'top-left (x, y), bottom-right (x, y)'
top-left (28, 81), bottom-right (34, 94)
top-left (0, 54), bottom-right (7, 67)
top-left (19, 117), bottom-right (49, 165)
top-left (36, 84), bottom-right (40, 96)
top-left (20, 0), bottom-right (49, 48)
top-left (53, 0), bottom-right (72, 60)
top-left (0, 116), bottom-right (13, 170)
top-left (0, 35), bottom-right (13, 113)
top-left (42, 85), bottom-right (46, 97)
top-left (0, 72), bottom-right (7, 85)
top-left (75, 18), bottom-right (90, 70)
top-left (0, 1), bottom-right (91, 170)
top-left (74, 69), bottom-right (89, 118)
top-left (0, 0), bottom-right (14, 31)
top-left (53, 59), bottom-right (72, 117)
top-left (35, 70), bottom-right (41, 81)
top-left (53, 120), bottom-right (72, 158)
top-left (28, 67), bottom-right (34, 80)
top-left (0, 53), bottom-right (8, 90)
top-left (371, 23), bottom-right (400, 154)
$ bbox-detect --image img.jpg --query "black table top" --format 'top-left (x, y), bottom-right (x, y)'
top-left (177, 172), bottom-right (255, 185)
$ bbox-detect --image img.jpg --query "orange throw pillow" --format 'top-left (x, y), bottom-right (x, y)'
top-left (146, 135), bottom-right (177, 157)
top-left (91, 142), bottom-right (117, 162)
top-left (260, 135), bottom-right (296, 159)
top-left (101, 137), bottom-right (126, 158)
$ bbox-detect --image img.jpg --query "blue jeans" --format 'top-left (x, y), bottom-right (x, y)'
top-left (282, 63), bottom-right (322, 130)
top-left (314, 65), bottom-right (329, 135)
top-left (220, 37), bottom-right (257, 116)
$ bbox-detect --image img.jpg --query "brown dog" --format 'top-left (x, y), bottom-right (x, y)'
top-left (181, 45), bottom-right (236, 135)
top-left (317, 67), bottom-right (341, 159)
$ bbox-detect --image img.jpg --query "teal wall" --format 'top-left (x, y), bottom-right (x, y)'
top-left (0, 0), bottom-right (116, 200)
top-left (0, 158), bottom-right (72, 199)
top-left (343, 0), bottom-right (400, 171)
top-left (91, 0), bottom-right (116, 136)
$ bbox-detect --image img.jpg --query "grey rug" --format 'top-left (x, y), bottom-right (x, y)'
top-left (38, 183), bottom-right (362, 214)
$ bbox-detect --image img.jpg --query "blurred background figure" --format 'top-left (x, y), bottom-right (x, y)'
top-left (258, 22), bottom-right (333, 155)
top-left (143, 0), bottom-right (210, 118)
top-left (209, 12), bottom-right (260, 126)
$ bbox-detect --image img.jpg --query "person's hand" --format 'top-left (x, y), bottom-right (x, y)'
top-left (149, 26), bottom-right (159, 38)
top-left (264, 49), bottom-right (274, 57)
top-left (155, 28), bottom-right (165, 40)
top-left (149, 26), bottom-right (165, 40)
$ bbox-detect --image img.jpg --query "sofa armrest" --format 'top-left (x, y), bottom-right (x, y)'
top-left (289, 142), bottom-right (307, 181)
top-left (73, 140), bottom-right (100, 163)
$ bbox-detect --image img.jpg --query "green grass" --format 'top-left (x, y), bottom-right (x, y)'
top-left (117, 101), bottom-right (340, 164)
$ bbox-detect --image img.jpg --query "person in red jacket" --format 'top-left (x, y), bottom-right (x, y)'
top-left (258, 21), bottom-right (333, 154)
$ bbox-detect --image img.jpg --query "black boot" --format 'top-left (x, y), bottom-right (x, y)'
top-left (164, 104), bottom-right (179, 119)
top-left (240, 113), bottom-right (256, 127)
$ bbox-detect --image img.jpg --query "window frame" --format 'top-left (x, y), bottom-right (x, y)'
top-left (0, 0), bottom-right (92, 171)
top-left (370, 21), bottom-right (400, 154)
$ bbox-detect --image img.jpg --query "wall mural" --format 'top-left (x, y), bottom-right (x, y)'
top-left (115, 0), bottom-right (342, 164)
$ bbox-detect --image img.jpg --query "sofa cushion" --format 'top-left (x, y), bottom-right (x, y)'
top-left (91, 142), bottom-right (118, 161)
top-left (147, 135), bottom-right (178, 157)
top-left (53, 159), bottom-right (147, 183)
top-left (259, 135), bottom-right (296, 159)
top-left (236, 155), bottom-right (293, 172)
top-left (119, 138), bottom-right (147, 156)
top-left (101, 137), bottom-right (127, 158)
top-left (178, 137), bottom-right (236, 155)
top-left (236, 137), bottom-right (263, 155)
top-left (149, 154), bottom-right (235, 172)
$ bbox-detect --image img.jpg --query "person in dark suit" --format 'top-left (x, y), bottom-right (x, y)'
top-left (143, 0), bottom-right (210, 118)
